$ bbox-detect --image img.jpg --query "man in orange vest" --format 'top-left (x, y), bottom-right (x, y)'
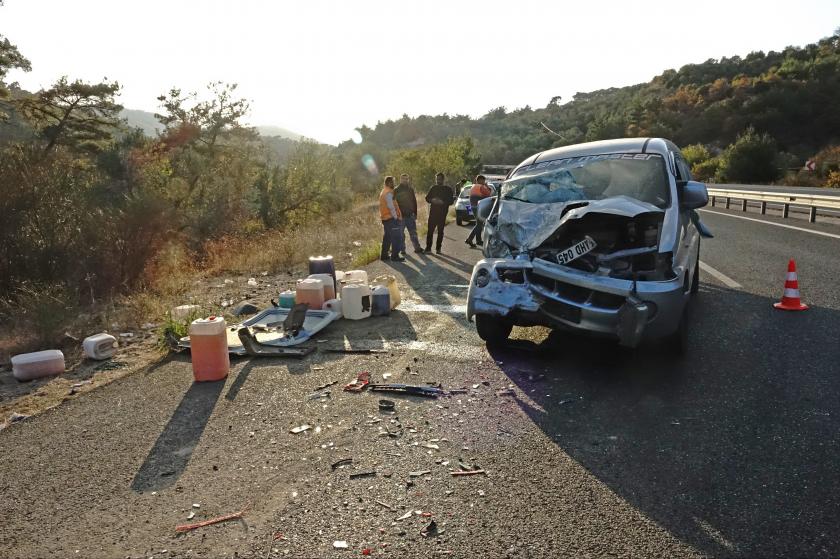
top-left (466, 174), bottom-right (492, 247)
top-left (379, 176), bottom-right (405, 262)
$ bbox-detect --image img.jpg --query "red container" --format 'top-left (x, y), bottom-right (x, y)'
top-left (189, 316), bottom-right (230, 382)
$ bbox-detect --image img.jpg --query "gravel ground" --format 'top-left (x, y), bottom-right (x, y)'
top-left (1, 212), bottom-right (839, 558)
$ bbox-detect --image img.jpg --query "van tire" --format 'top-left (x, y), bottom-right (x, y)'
top-left (475, 314), bottom-right (512, 346)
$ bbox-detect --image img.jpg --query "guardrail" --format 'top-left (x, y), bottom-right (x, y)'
top-left (706, 187), bottom-right (840, 223)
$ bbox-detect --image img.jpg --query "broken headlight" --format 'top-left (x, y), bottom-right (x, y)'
top-left (484, 236), bottom-right (512, 259)
top-left (474, 268), bottom-right (491, 288)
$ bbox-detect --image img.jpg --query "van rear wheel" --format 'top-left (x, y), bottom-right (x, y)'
top-left (475, 314), bottom-right (512, 346)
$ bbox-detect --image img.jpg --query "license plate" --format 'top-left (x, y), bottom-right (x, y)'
top-left (556, 236), bottom-right (596, 265)
top-left (466, 206), bottom-right (472, 214)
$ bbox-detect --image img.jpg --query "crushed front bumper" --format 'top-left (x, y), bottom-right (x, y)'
top-left (466, 257), bottom-right (687, 346)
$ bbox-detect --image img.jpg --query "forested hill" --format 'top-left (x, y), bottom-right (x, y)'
top-left (341, 31), bottom-right (840, 166)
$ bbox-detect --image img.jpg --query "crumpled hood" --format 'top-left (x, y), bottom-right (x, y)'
top-left (493, 195), bottom-right (664, 251)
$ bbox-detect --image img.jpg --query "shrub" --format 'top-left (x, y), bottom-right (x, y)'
top-left (716, 127), bottom-right (780, 183)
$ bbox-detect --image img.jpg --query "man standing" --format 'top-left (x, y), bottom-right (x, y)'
top-left (465, 174), bottom-right (492, 248)
top-left (379, 176), bottom-right (405, 262)
top-left (424, 172), bottom-right (454, 254)
top-left (394, 173), bottom-right (424, 254)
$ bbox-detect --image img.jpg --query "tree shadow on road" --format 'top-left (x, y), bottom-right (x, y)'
top-left (488, 283), bottom-right (840, 557)
top-left (131, 380), bottom-right (225, 492)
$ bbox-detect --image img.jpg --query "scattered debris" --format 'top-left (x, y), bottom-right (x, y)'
top-left (272, 532), bottom-right (286, 541)
top-left (186, 511), bottom-right (195, 520)
top-left (247, 278), bottom-right (258, 286)
top-left (119, 332), bottom-right (134, 338)
top-left (314, 380), bottom-right (338, 391)
top-left (420, 520), bottom-right (439, 538)
top-left (237, 327), bottom-right (316, 358)
top-left (192, 503), bottom-right (201, 508)
top-left (9, 412), bottom-right (29, 423)
top-left (349, 471), bottom-right (376, 479)
top-left (175, 504), bottom-right (249, 533)
top-left (375, 500), bottom-right (394, 510)
top-left (396, 511), bottom-right (413, 521)
top-left (451, 468), bottom-right (487, 477)
top-left (333, 540), bottom-right (349, 549)
top-left (290, 425), bottom-right (312, 434)
top-left (378, 399), bottom-right (395, 411)
top-left (558, 397), bottom-right (580, 405)
top-left (362, 548), bottom-right (372, 556)
top-left (308, 390), bottom-right (331, 401)
top-left (343, 372), bottom-right (371, 392)
top-left (332, 458), bottom-right (353, 470)
top-left (232, 301), bottom-right (260, 316)
top-left (369, 384), bottom-right (444, 398)
top-left (326, 348), bottom-right (387, 355)
top-left (409, 470), bottom-right (431, 477)
top-left (352, 241), bottom-right (363, 247)
top-left (421, 442), bottom-right (440, 450)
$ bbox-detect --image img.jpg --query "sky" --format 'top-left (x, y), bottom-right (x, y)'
top-left (1, 1), bottom-right (839, 145)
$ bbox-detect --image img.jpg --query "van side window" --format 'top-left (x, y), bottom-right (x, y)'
top-left (674, 154), bottom-right (693, 181)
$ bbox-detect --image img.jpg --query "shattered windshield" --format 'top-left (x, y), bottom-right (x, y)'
top-left (502, 153), bottom-right (670, 208)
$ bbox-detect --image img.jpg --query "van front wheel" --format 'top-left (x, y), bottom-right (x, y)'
top-left (475, 314), bottom-right (512, 346)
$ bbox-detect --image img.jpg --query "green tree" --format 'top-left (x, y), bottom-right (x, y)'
top-left (16, 77), bottom-right (122, 153)
top-left (0, 33), bottom-right (31, 120)
top-left (716, 127), bottom-right (780, 183)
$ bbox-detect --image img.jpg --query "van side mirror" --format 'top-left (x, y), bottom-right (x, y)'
top-left (476, 196), bottom-right (496, 222)
top-left (678, 180), bottom-right (708, 211)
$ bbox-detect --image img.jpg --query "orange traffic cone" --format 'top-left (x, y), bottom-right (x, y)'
top-left (774, 259), bottom-right (808, 311)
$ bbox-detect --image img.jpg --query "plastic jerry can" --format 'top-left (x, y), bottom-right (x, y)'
top-left (308, 255), bottom-right (336, 281)
top-left (371, 274), bottom-right (401, 309)
top-left (82, 333), bottom-right (118, 360)
top-left (11, 350), bottom-right (65, 381)
top-left (307, 274), bottom-right (336, 301)
top-left (322, 298), bottom-right (343, 318)
top-left (343, 270), bottom-right (369, 286)
top-left (295, 278), bottom-right (325, 310)
top-left (278, 290), bottom-right (296, 309)
top-left (341, 284), bottom-right (372, 320)
top-left (371, 286), bottom-right (391, 317)
top-left (189, 316), bottom-right (230, 382)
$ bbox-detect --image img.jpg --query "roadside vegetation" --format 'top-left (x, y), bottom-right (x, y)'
top-left (1, 27), bottom-right (840, 357)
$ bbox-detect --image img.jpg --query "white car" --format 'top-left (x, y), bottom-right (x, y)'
top-left (455, 185), bottom-right (473, 225)
top-left (455, 183), bottom-right (498, 226)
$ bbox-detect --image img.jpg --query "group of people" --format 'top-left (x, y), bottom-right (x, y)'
top-left (378, 172), bottom-right (493, 261)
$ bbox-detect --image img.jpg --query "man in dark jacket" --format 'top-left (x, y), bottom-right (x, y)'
top-left (424, 172), bottom-right (455, 254)
top-left (394, 173), bottom-right (424, 254)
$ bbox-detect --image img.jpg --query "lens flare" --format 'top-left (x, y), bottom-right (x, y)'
top-left (361, 154), bottom-right (379, 175)
top-left (350, 130), bottom-right (363, 144)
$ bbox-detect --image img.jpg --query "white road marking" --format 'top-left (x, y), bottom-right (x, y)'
top-left (699, 261), bottom-right (742, 289)
top-left (700, 209), bottom-right (840, 240)
top-left (399, 302), bottom-right (468, 315)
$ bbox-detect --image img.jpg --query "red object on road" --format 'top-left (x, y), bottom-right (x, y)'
top-left (343, 371), bottom-right (371, 392)
top-left (774, 259), bottom-right (809, 311)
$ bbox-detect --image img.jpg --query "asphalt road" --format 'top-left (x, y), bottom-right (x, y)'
top-left (1, 207), bottom-right (839, 558)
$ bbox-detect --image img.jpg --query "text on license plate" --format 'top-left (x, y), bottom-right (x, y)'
top-left (556, 236), bottom-right (597, 265)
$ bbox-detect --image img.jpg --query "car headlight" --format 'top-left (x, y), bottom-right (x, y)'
top-left (474, 268), bottom-right (491, 288)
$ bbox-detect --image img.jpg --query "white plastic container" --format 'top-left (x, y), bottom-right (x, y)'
top-left (339, 278), bottom-right (365, 298)
top-left (371, 274), bottom-right (401, 310)
top-left (82, 333), bottom-right (117, 360)
top-left (11, 350), bottom-right (65, 381)
top-left (172, 304), bottom-right (201, 320)
top-left (343, 270), bottom-right (369, 286)
top-left (342, 284), bottom-right (372, 320)
top-left (322, 298), bottom-right (343, 318)
top-left (307, 273), bottom-right (336, 301)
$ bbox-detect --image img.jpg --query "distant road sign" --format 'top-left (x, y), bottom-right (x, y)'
top-left (805, 160), bottom-right (816, 172)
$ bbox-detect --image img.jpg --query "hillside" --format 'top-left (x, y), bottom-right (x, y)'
top-left (341, 31), bottom-right (840, 167)
top-left (119, 108), bottom-right (304, 141)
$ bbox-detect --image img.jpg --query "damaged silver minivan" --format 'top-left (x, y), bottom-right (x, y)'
top-left (466, 138), bottom-right (710, 352)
